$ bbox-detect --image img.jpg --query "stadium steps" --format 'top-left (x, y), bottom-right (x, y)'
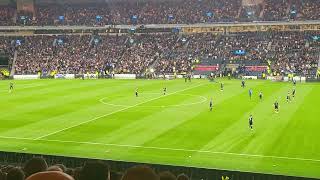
top-left (236, 5), bottom-right (242, 18)
top-left (305, 41), bottom-right (310, 48)
top-left (259, 1), bottom-right (266, 18)
top-left (118, 38), bottom-right (130, 62)
top-left (267, 41), bottom-right (272, 50)
top-left (10, 50), bottom-right (17, 76)
top-left (145, 52), bottom-right (161, 71)
top-left (147, 35), bottom-right (180, 71)
top-left (12, 10), bottom-right (17, 24)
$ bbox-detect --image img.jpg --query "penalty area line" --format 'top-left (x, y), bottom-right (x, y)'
top-left (0, 135), bottom-right (319, 163)
top-left (34, 83), bottom-right (207, 140)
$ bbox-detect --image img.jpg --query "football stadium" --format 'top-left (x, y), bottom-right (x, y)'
top-left (0, 0), bottom-right (320, 180)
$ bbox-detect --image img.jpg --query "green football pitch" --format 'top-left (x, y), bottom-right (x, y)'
top-left (0, 79), bottom-right (319, 178)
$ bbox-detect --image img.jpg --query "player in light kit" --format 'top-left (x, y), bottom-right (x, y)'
top-left (163, 87), bottom-right (167, 95)
top-left (209, 98), bottom-right (213, 111)
top-left (9, 82), bottom-right (14, 93)
top-left (249, 89), bottom-right (253, 99)
top-left (249, 115), bottom-right (253, 130)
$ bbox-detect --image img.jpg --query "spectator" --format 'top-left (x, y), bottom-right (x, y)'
top-left (55, 164), bottom-right (67, 172)
top-left (121, 165), bottom-right (159, 180)
top-left (7, 167), bottom-right (25, 180)
top-left (177, 174), bottom-right (189, 180)
top-left (65, 168), bottom-right (74, 178)
top-left (110, 171), bottom-right (123, 180)
top-left (23, 157), bottom-right (48, 178)
top-left (73, 167), bottom-right (82, 180)
top-left (79, 161), bottom-right (109, 180)
top-left (26, 171), bottom-right (74, 180)
top-left (0, 170), bottom-right (6, 180)
top-left (47, 165), bottom-right (63, 172)
top-left (159, 171), bottom-right (176, 180)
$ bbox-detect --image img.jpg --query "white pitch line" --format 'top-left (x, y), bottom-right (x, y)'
top-left (34, 83), bottom-right (207, 140)
top-left (0, 84), bottom-right (44, 93)
top-left (99, 93), bottom-right (208, 108)
top-left (0, 135), bottom-right (319, 163)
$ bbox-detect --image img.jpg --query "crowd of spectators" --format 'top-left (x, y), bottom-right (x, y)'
top-left (0, 0), bottom-right (318, 26)
top-left (0, 7), bottom-right (15, 26)
top-left (14, 35), bottom-right (125, 75)
top-left (268, 32), bottom-right (319, 75)
top-left (154, 33), bottom-right (218, 74)
top-left (291, 0), bottom-right (320, 20)
top-left (12, 34), bottom-right (182, 75)
top-left (214, 31), bottom-right (319, 76)
top-left (213, 32), bottom-right (270, 62)
top-left (0, 30), bottom-right (319, 76)
top-left (31, 0), bottom-right (241, 26)
top-left (263, 0), bottom-right (289, 21)
top-left (0, 157), bottom-right (190, 180)
top-left (115, 34), bottom-right (169, 74)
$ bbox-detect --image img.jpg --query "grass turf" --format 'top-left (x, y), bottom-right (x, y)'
top-left (0, 79), bottom-right (319, 178)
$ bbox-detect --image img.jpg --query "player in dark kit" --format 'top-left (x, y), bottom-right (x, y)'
top-left (292, 89), bottom-right (296, 98)
top-left (163, 87), bottom-right (167, 95)
top-left (209, 98), bottom-right (213, 111)
top-left (274, 101), bottom-right (279, 113)
top-left (220, 83), bottom-right (224, 91)
top-left (135, 88), bottom-right (138, 97)
top-left (259, 91), bottom-right (263, 100)
top-left (249, 115), bottom-right (253, 130)
top-left (9, 82), bottom-right (14, 93)
top-left (241, 80), bottom-right (245, 88)
top-left (286, 91), bottom-right (291, 102)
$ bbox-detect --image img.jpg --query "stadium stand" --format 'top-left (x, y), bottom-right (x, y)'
top-left (1, 31), bottom-right (318, 77)
top-left (0, 6), bottom-right (15, 26)
top-left (0, 0), bottom-right (320, 179)
top-left (0, 0), bottom-right (318, 26)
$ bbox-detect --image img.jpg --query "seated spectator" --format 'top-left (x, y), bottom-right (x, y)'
top-left (65, 168), bottom-right (74, 177)
top-left (79, 161), bottom-right (109, 180)
top-left (47, 165), bottom-right (63, 172)
top-left (177, 174), bottom-right (190, 180)
top-left (121, 165), bottom-right (159, 180)
top-left (55, 164), bottom-right (67, 172)
top-left (110, 171), bottom-right (123, 180)
top-left (26, 171), bottom-right (74, 180)
top-left (23, 157), bottom-right (48, 178)
top-left (159, 171), bottom-right (176, 180)
top-left (6, 167), bottom-right (25, 180)
top-left (0, 170), bottom-right (6, 180)
top-left (73, 167), bottom-right (82, 180)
